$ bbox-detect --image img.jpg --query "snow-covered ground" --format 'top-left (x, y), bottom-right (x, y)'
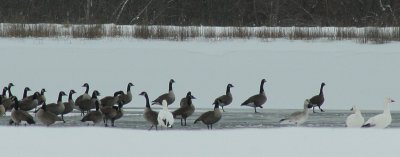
top-left (1, 127), bottom-right (398, 157)
top-left (2, 38), bottom-right (400, 157)
top-left (2, 38), bottom-right (400, 110)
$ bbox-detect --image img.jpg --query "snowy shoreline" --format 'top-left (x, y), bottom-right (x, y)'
top-left (1, 127), bottom-right (398, 157)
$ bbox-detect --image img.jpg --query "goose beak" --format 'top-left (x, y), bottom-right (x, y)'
top-left (391, 100), bottom-right (395, 103)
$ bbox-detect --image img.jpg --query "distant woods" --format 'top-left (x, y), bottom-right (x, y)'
top-left (0, 0), bottom-right (399, 26)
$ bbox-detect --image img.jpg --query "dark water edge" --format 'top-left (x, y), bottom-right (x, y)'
top-left (2, 108), bottom-right (400, 129)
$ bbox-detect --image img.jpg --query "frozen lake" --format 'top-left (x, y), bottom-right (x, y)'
top-left (3, 108), bottom-right (400, 129)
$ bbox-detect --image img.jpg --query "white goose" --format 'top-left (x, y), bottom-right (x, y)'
top-left (279, 99), bottom-right (312, 126)
top-left (157, 100), bottom-right (174, 128)
top-left (363, 98), bottom-right (395, 128)
top-left (346, 105), bottom-right (364, 128)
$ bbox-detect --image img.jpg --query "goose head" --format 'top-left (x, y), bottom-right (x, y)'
top-left (170, 79), bottom-right (175, 84)
top-left (384, 97), bottom-right (395, 104)
top-left (128, 82), bottom-right (134, 87)
top-left (41, 88), bottom-right (46, 94)
top-left (139, 91), bottom-right (147, 96)
top-left (186, 91), bottom-right (196, 99)
top-left (60, 91), bottom-right (67, 97)
top-left (261, 79), bottom-right (267, 84)
top-left (228, 84), bottom-right (234, 88)
top-left (8, 83), bottom-right (14, 88)
top-left (321, 82), bottom-right (326, 87)
top-left (24, 87), bottom-right (31, 92)
top-left (70, 90), bottom-right (77, 95)
top-left (92, 90), bottom-right (101, 97)
top-left (82, 83), bottom-right (89, 88)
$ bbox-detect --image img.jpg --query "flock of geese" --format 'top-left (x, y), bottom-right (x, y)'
top-left (0, 79), bottom-right (396, 130)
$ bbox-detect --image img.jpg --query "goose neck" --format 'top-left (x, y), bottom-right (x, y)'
top-left (144, 94), bottom-right (150, 108)
top-left (319, 84), bottom-right (324, 96)
top-left (8, 87), bottom-right (13, 97)
top-left (259, 81), bottom-right (265, 94)
top-left (2, 88), bottom-right (7, 96)
top-left (57, 93), bottom-right (63, 103)
top-left (169, 82), bottom-right (173, 92)
top-left (85, 85), bottom-right (89, 94)
top-left (68, 92), bottom-right (73, 100)
top-left (226, 85), bottom-right (231, 94)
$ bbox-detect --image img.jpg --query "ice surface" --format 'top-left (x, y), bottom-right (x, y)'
top-left (1, 38), bottom-right (400, 111)
top-left (0, 126), bottom-right (399, 157)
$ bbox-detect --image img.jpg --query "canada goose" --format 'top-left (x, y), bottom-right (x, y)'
top-left (118, 82), bottom-right (134, 105)
top-left (157, 100), bottom-right (174, 128)
top-left (1, 87), bottom-right (14, 111)
top-left (22, 87), bottom-right (31, 99)
top-left (36, 101), bottom-right (63, 126)
top-left (152, 79), bottom-right (175, 106)
top-left (75, 83), bottom-right (91, 115)
top-left (100, 105), bottom-right (118, 127)
top-left (46, 91), bottom-right (67, 119)
top-left (0, 97), bottom-right (5, 117)
top-left (100, 91), bottom-right (124, 107)
top-left (4, 83), bottom-right (15, 111)
top-left (78, 90), bottom-right (100, 116)
top-left (214, 84), bottom-right (234, 112)
top-left (140, 92), bottom-right (158, 130)
top-left (241, 79), bottom-right (267, 113)
top-left (7, 83), bottom-right (14, 97)
top-left (280, 99), bottom-right (313, 126)
top-left (362, 98), bottom-right (395, 128)
top-left (19, 92), bottom-right (39, 111)
top-left (38, 88), bottom-right (46, 105)
top-left (346, 106), bottom-right (364, 128)
top-left (194, 99), bottom-right (222, 130)
top-left (173, 91), bottom-right (196, 126)
top-left (1, 87), bottom-right (7, 100)
top-left (81, 100), bottom-right (103, 126)
top-left (309, 82), bottom-right (326, 113)
top-left (10, 97), bottom-right (35, 125)
top-left (110, 103), bottom-right (124, 127)
top-left (61, 90), bottom-right (77, 121)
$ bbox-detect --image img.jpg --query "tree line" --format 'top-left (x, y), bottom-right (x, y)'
top-left (0, 0), bottom-right (398, 26)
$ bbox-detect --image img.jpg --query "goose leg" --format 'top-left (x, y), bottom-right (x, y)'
top-left (222, 106), bottom-right (225, 112)
top-left (207, 125), bottom-right (210, 129)
top-left (254, 107), bottom-right (258, 113)
top-left (210, 124), bottom-right (213, 130)
top-left (148, 125), bottom-right (154, 130)
top-left (111, 120), bottom-right (115, 127)
top-left (319, 106), bottom-right (325, 112)
top-left (312, 106), bottom-right (316, 113)
top-left (180, 118), bottom-right (183, 126)
top-left (184, 118), bottom-right (187, 126)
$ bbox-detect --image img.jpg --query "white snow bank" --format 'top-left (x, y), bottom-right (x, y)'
top-left (1, 127), bottom-right (398, 157)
